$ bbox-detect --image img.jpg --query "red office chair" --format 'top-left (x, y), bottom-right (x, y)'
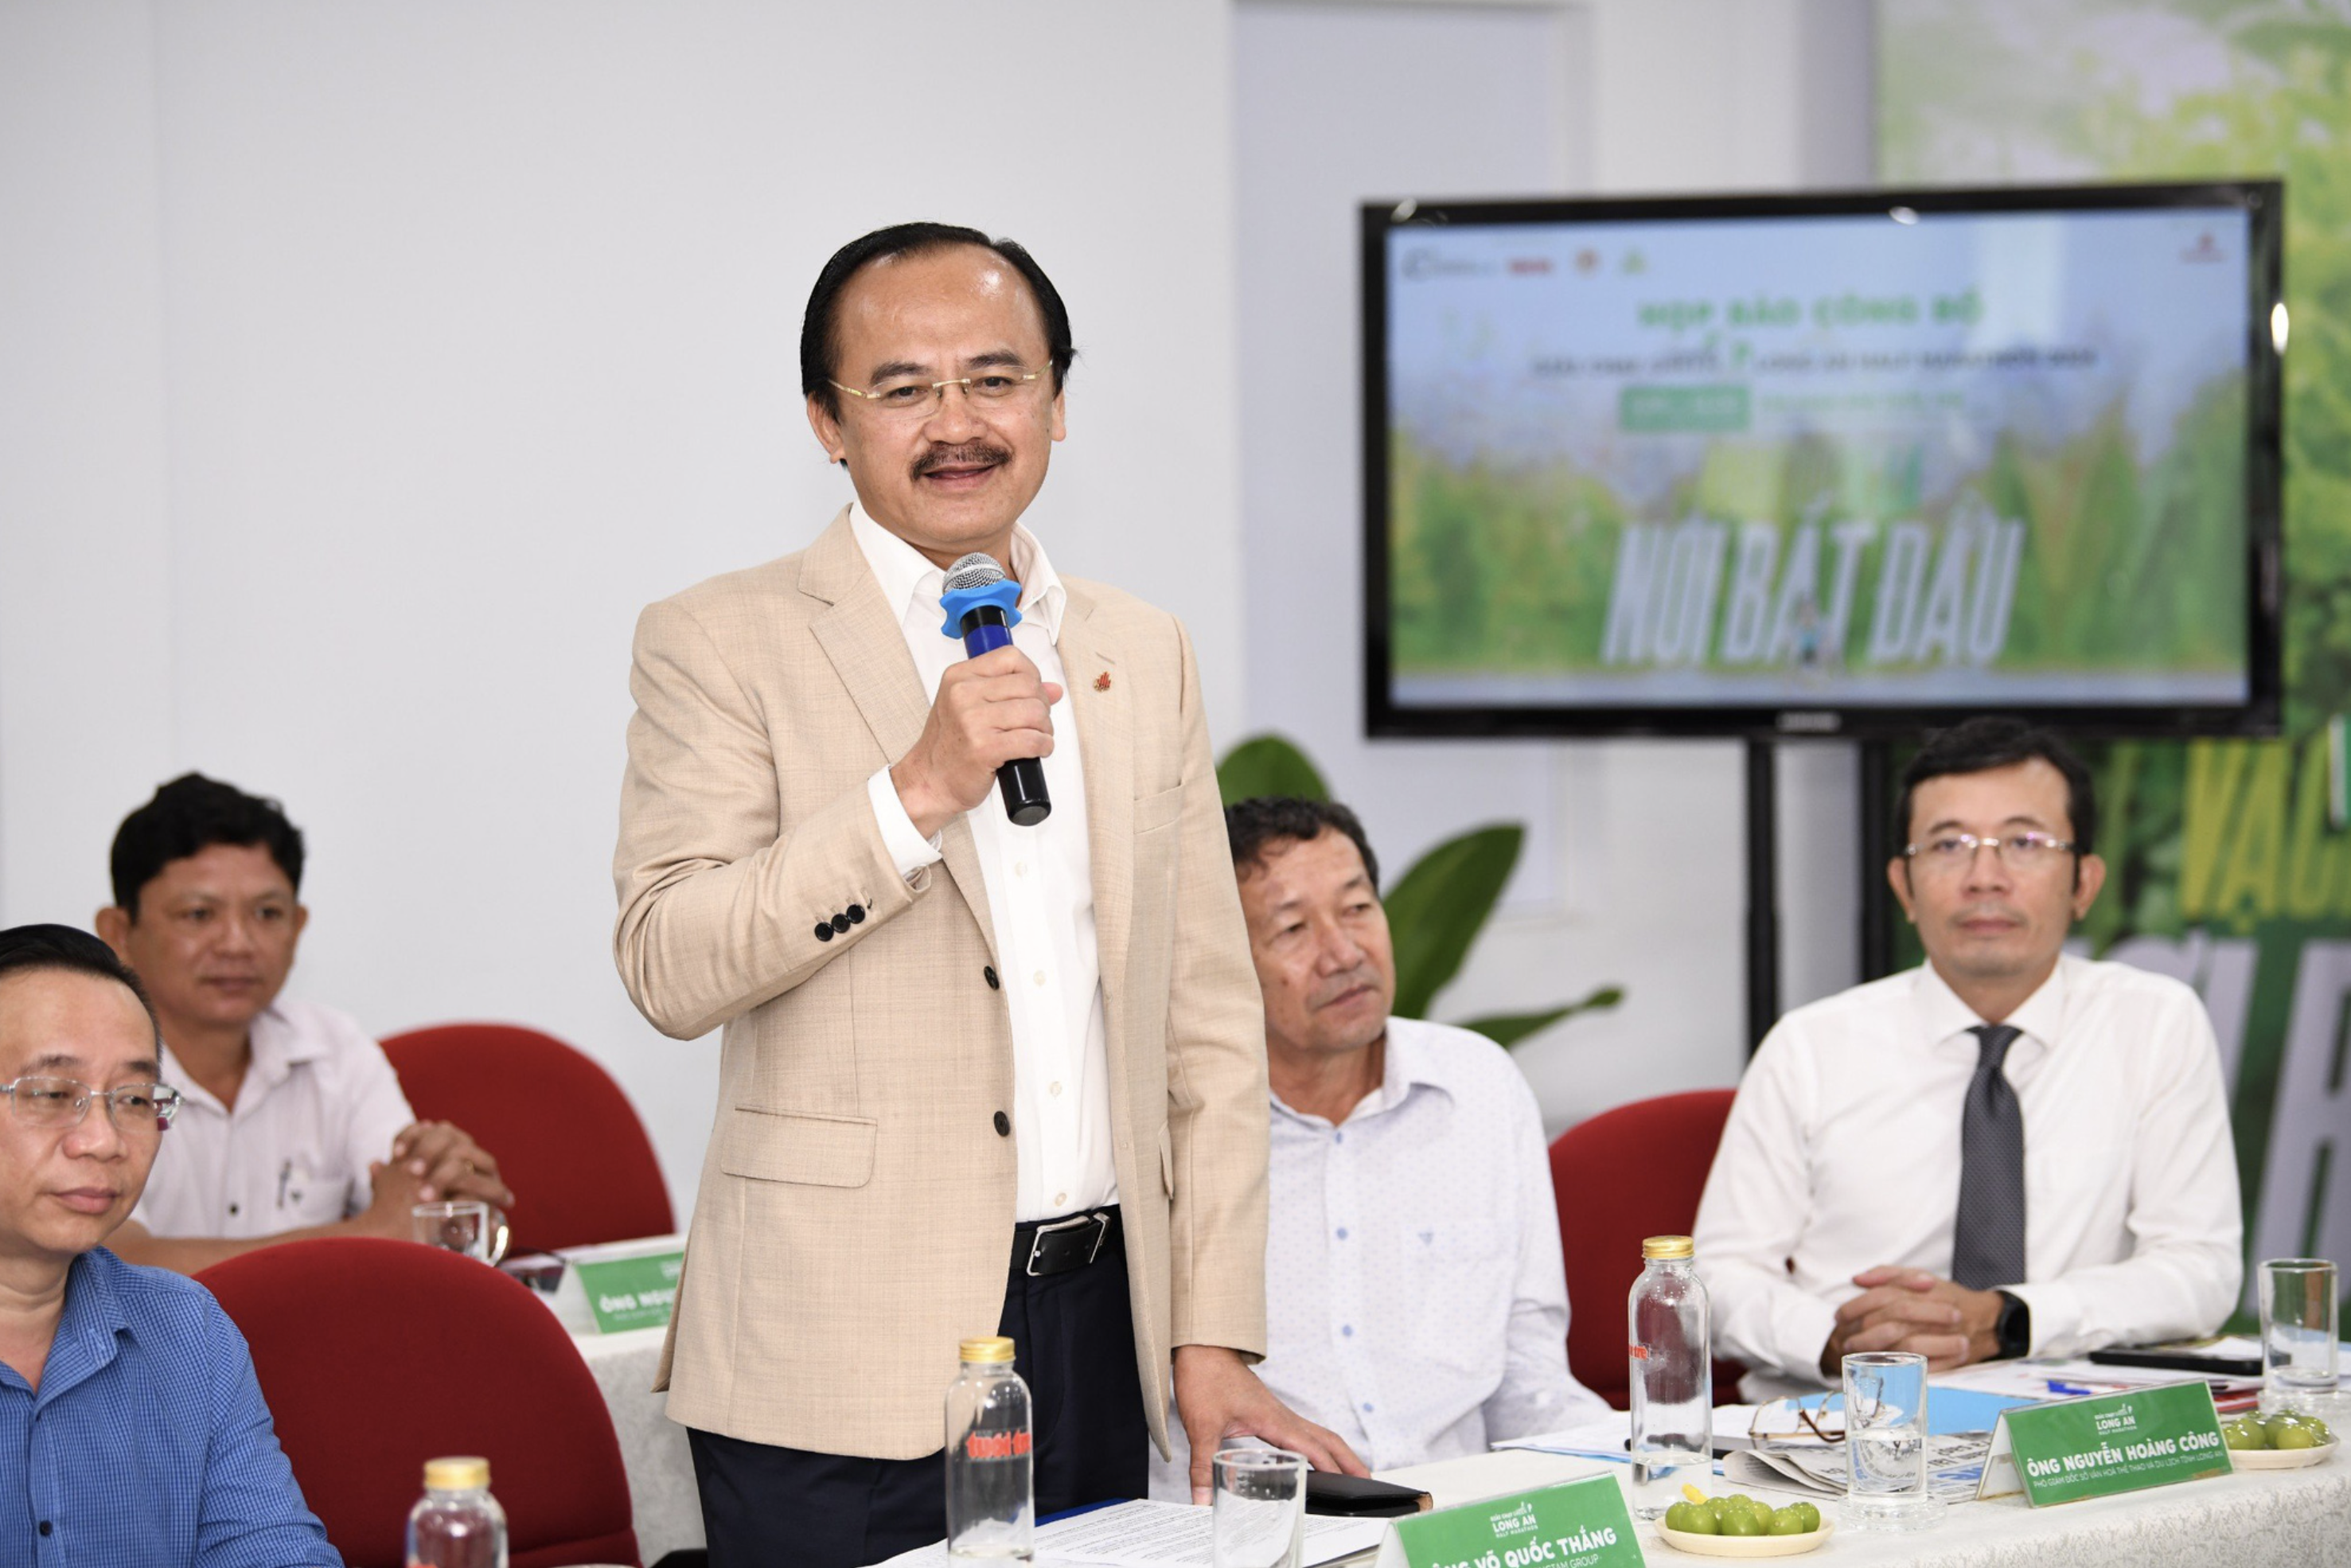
top-left (380, 1023), bottom-right (674, 1254)
top-left (1550, 1089), bottom-right (1745, 1408)
top-left (199, 1237), bottom-right (639, 1568)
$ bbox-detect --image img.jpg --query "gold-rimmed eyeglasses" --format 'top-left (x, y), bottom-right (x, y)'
top-left (828, 365), bottom-right (1050, 419)
top-left (1901, 831), bottom-right (2076, 874)
top-left (0, 1075), bottom-right (182, 1140)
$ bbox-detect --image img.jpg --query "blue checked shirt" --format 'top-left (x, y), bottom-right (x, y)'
top-left (1, 1247), bottom-right (340, 1567)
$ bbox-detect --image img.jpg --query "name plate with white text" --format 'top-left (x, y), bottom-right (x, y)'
top-left (1976, 1382), bottom-right (2231, 1506)
top-left (1377, 1476), bottom-right (1643, 1568)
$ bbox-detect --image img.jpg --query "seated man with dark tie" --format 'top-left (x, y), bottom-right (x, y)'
top-left (1694, 718), bottom-right (2241, 1398)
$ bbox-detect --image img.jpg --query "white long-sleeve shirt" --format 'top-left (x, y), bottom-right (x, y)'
top-left (1152, 1017), bottom-right (1607, 1492)
top-left (851, 503), bottom-right (1117, 1223)
top-left (1694, 956), bottom-right (2242, 1398)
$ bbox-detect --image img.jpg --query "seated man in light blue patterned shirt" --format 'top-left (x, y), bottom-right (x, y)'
top-left (1152, 799), bottom-right (1608, 1493)
top-left (0, 923), bottom-right (338, 1567)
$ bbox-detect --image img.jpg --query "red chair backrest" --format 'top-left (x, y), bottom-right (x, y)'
top-left (1549, 1089), bottom-right (1742, 1409)
top-left (199, 1237), bottom-right (639, 1568)
top-left (380, 1023), bottom-right (674, 1254)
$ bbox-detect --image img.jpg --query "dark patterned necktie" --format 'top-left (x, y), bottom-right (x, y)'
top-left (1951, 1023), bottom-right (2027, 1290)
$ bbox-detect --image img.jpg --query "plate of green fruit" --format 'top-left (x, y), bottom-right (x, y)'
top-left (1656, 1489), bottom-right (1833, 1557)
top-left (2222, 1411), bottom-right (2337, 1470)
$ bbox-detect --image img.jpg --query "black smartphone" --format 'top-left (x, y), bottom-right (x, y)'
top-left (1304, 1470), bottom-right (1432, 1518)
top-left (2088, 1345), bottom-right (2263, 1377)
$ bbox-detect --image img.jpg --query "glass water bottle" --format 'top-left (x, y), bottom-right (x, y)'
top-left (945, 1335), bottom-right (1035, 1562)
top-left (406, 1455), bottom-right (507, 1568)
top-left (1628, 1235), bottom-right (1713, 1519)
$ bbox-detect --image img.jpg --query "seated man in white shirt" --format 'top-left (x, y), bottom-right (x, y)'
top-left (92, 773), bottom-right (514, 1273)
top-left (1694, 718), bottom-right (2241, 1399)
top-left (1151, 798), bottom-right (1607, 1494)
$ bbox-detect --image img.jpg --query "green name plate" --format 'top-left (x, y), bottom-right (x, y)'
top-left (1976, 1381), bottom-right (2232, 1506)
top-left (571, 1249), bottom-right (684, 1334)
top-left (1378, 1476), bottom-right (1642, 1568)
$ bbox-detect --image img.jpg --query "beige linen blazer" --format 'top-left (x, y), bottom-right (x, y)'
top-left (612, 509), bottom-right (1270, 1459)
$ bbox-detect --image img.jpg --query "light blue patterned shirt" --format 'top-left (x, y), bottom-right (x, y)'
top-left (0, 1247), bottom-right (339, 1567)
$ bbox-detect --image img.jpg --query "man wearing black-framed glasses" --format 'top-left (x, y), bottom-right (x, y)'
top-left (1694, 717), bottom-right (2241, 1398)
top-left (614, 221), bottom-right (1360, 1566)
top-left (0, 923), bottom-right (337, 1566)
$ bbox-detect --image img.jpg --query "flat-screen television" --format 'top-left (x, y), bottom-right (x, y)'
top-left (1363, 182), bottom-right (2283, 738)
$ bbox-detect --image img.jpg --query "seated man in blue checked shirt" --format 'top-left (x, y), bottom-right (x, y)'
top-left (1151, 798), bottom-right (1608, 1493)
top-left (0, 923), bottom-right (337, 1567)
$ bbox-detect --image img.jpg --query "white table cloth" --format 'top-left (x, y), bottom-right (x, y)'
top-left (569, 1331), bottom-right (2350, 1568)
top-left (1377, 1445), bottom-right (2351, 1567)
top-left (574, 1325), bottom-right (703, 1562)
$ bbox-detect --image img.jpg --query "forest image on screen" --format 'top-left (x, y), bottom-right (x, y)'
top-left (1385, 207), bottom-right (2252, 711)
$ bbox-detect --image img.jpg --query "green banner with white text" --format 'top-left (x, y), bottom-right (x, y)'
top-left (1881, 0), bottom-right (2351, 1320)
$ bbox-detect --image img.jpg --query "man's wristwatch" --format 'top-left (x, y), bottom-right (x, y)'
top-left (1993, 1289), bottom-right (2032, 1359)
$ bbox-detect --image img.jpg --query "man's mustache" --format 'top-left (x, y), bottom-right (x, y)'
top-left (914, 442), bottom-right (1010, 478)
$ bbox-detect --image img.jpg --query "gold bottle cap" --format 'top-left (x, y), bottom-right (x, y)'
top-left (1642, 1235), bottom-right (1695, 1260)
top-left (960, 1336), bottom-right (1016, 1363)
top-left (423, 1457), bottom-right (490, 1491)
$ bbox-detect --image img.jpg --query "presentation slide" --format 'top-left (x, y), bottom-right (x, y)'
top-left (1382, 206), bottom-right (2254, 710)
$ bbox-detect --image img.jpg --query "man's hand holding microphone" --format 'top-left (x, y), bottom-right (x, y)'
top-left (892, 553), bottom-right (1059, 837)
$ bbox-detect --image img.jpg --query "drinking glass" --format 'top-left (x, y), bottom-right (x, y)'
top-left (1212, 1448), bottom-right (1306, 1568)
top-left (1842, 1352), bottom-right (1943, 1531)
top-left (412, 1199), bottom-right (510, 1265)
top-left (2259, 1258), bottom-right (2340, 1414)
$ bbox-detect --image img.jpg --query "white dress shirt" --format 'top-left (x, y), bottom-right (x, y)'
top-left (134, 999), bottom-right (416, 1238)
top-left (1694, 956), bottom-right (2243, 1397)
top-left (852, 503), bottom-right (1117, 1222)
top-left (1150, 1017), bottom-right (1606, 1492)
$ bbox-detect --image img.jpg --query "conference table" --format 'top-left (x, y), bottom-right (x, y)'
top-left (575, 1325), bottom-right (702, 1562)
top-left (1379, 1444), bottom-right (2351, 1568)
top-left (573, 1326), bottom-right (2348, 1568)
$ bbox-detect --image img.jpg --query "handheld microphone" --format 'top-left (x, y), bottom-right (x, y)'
top-left (940, 552), bottom-right (1051, 827)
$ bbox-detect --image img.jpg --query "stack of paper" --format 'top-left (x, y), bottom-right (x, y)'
top-left (1492, 1404), bottom-right (1760, 1461)
top-left (1725, 1433), bottom-right (1993, 1502)
top-left (879, 1501), bottom-right (1386, 1567)
top-left (1933, 1355), bottom-right (2261, 1402)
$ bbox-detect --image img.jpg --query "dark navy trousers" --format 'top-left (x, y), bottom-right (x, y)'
top-left (687, 1208), bottom-right (1147, 1568)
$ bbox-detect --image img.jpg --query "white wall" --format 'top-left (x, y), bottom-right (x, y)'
top-left (1231, 0), bottom-right (1880, 1132)
top-left (0, 2), bottom-right (178, 916)
top-left (0, 0), bottom-right (1247, 1211)
top-left (0, 0), bottom-right (1886, 1207)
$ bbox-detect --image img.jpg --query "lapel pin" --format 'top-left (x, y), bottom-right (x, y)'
top-left (1094, 671), bottom-right (1113, 692)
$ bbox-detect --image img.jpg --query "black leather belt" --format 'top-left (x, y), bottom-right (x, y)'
top-left (1014, 1208), bottom-right (1115, 1277)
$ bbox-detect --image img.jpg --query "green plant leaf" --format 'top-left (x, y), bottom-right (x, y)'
top-left (1216, 734), bottom-right (1328, 806)
top-left (1384, 824), bottom-right (1521, 1018)
top-left (1459, 985), bottom-right (1625, 1048)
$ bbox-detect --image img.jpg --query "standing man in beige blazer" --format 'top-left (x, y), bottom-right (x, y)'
top-left (614, 222), bottom-right (1360, 1566)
